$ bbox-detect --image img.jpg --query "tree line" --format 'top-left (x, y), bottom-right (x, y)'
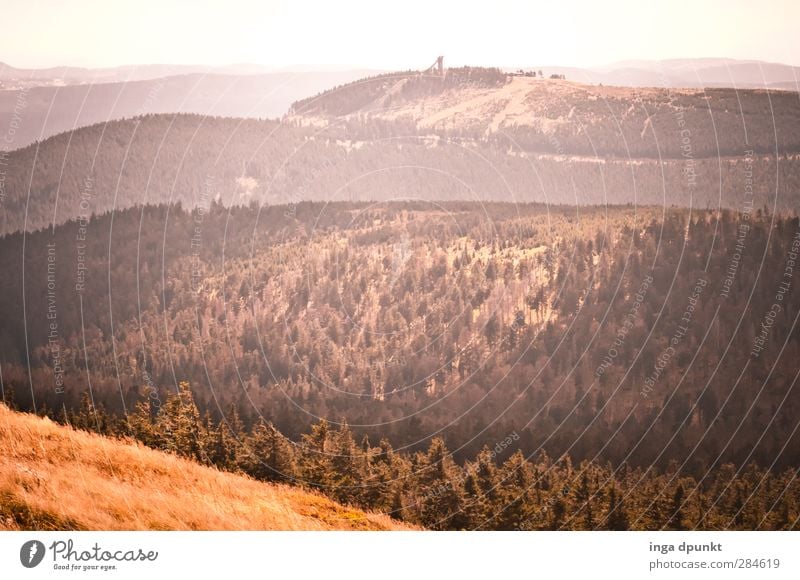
top-left (3, 386), bottom-right (796, 531)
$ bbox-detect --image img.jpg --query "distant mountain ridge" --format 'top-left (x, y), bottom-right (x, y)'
top-left (2, 66), bottom-right (799, 235)
top-left (4, 57), bottom-right (797, 89)
top-left (1, 57), bottom-right (797, 150)
top-left (0, 61), bottom-right (374, 86)
top-left (512, 57), bottom-right (800, 90)
top-left (0, 70), bottom-right (380, 149)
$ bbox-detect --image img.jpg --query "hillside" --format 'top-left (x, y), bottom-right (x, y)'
top-left (0, 403), bottom-right (409, 530)
top-left (3, 322), bottom-right (799, 531)
top-left (2, 202), bottom-right (799, 475)
top-left (0, 69), bottom-right (376, 149)
top-left (2, 69), bottom-right (799, 235)
top-left (291, 69), bottom-right (800, 158)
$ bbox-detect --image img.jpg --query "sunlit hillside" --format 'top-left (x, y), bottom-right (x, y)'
top-left (0, 404), bottom-right (410, 531)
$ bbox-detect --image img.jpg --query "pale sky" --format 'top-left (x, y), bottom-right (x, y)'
top-left (2, 0), bottom-right (798, 69)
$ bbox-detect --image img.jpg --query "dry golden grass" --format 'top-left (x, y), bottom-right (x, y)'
top-left (0, 405), bottom-right (412, 530)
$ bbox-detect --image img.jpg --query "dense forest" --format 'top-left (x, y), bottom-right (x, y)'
top-left (1, 202), bottom-right (798, 484)
top-left (4, 381), bottom-right (799, 530)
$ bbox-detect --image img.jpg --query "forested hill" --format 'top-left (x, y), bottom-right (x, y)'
top-left (2, 202), bottom-right (798, 474)
top-left (2, 70), bottom-right (799, 235)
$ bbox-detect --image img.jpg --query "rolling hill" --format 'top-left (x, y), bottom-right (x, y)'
top-left (290, 68), bottom-right (800, 158)
top-left (0, 69), bottom-right (377, 149)
top-left (1, 66), bottom-right (799, 236)
top-left (0, 403), bottom-right (409, 530)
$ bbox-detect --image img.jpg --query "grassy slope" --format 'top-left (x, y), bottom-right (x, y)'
top-left (0, 405), bottom-right (410, 530)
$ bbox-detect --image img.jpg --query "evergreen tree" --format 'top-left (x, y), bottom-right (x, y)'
top-left (71, 391), bottom-right (114, 434)
top-left (604, 485), bottom-right (630, 530)
top-left (329, 421), bottom-right (360, 504)
top-left (299, 419), bottom-right (333, 488)
top-left (668, 484), bottom-right (687, 530)
top-left (127, 400), bottom-right (159, 447)
top-left (244, 418), bottom-right (296, 482)
top-left (155, 381), bottom-right (206, 462)
top-left (575, 471), bottom-right (595, 530)
top-left (417, 438), bottom-right (468, 530)
top-left (495, 450), bottom-right (534, 529)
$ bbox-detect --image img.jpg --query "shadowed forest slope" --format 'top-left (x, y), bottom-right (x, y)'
top-left (1, 202), bottom-right (798, 473)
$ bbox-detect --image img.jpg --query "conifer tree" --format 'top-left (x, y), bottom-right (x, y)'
top-left (72, 391), bottom-right (113, 433)
top-left (417, 438), bottom-right (468, 529)
top-left (496, 450), bottom-right (534, 529)
top-left (575, 471), bottom-right (595, 530)
top-left (127, 399), bottom-right (160, 447)
top-left (1, 384), bottom-right (17, 410)
top-left (604, 485), bottom-right (630, 530)
top-left (329, 421), bottom-right (360, 504)
top-left (156, 381), bottom-right (206, 462)
top-left (244, 418), bottom-right (296, 482)
top-left (224, 404), bottom-right (248, 470)
top-left (668, 484), bottom-right (687, 530)
top-left (462, 470), bottom-right (488, 527)
top-left (299, 419), bottom-right (334, 488)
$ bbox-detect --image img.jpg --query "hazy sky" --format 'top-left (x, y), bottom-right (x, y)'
top-left (2, 0), bottom-right (798, 69)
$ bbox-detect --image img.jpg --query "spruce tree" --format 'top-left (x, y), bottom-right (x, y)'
top-left (245, 418), bottom-right (296, 482)
top-left (668, 484), bottom-right (687, 530)
top-left (127, 399), bottom-right (159, 447)
top-left (417, 438), bottom-right (468, 530)
top-left (156, 381), bottom-right (205, 462)
top-left (299, 419), bottom-right (333, 488)
top-left (604, 485), bottom-right (630, 530)
top-left (496, 450), bottom-right (534, 530)
top-left (330, 421), bottom-right (360, 504)
top-left (575, 472), bottom-right (595, 530)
